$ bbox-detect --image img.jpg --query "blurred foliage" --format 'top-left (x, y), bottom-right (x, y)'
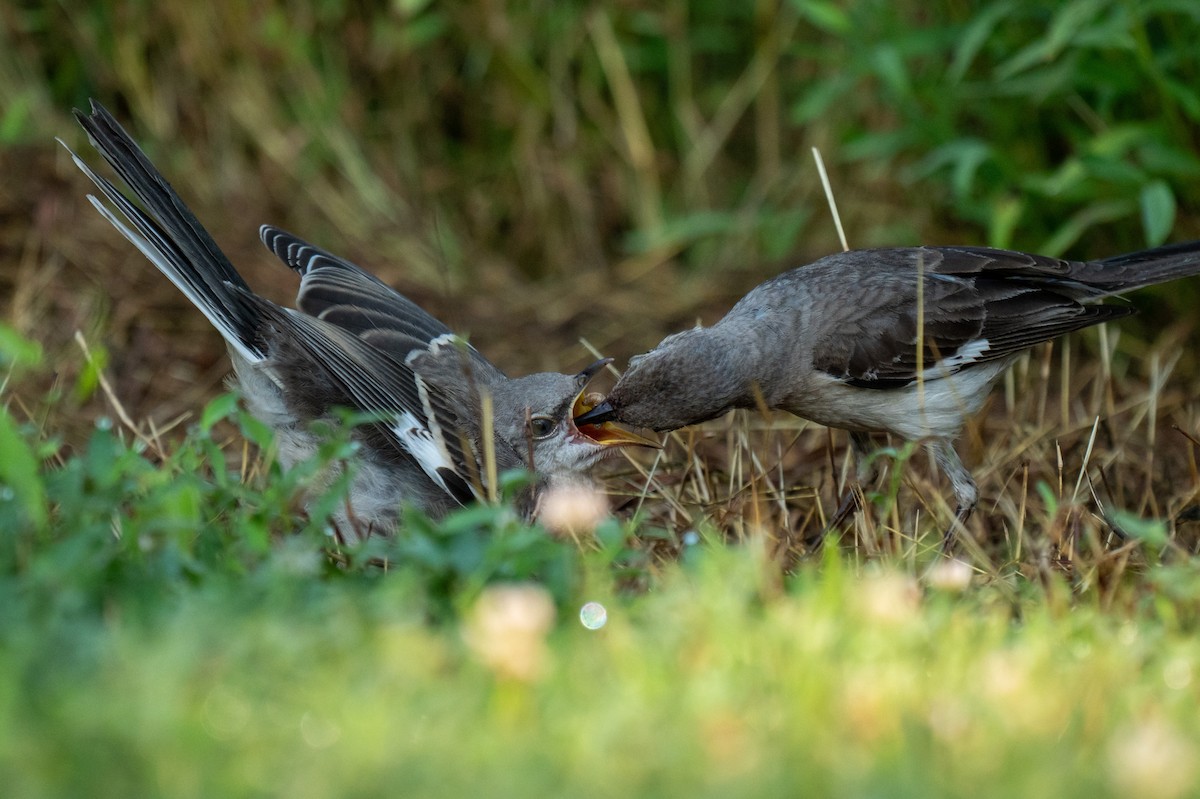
top-left (3, 0), bottom-right (1199, 285)
top-left (1, 323), bottom-right (1199, 796)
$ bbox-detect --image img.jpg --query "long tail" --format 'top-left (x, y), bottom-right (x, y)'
top-left (61, 100), bottom-right (264, 364)
top-left (1089, 240), bottom-right (1200, 296)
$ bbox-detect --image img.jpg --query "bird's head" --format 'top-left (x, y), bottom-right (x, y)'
top-left (574, 327), bottom-right (745, 432)
top-left (489, 358), bottom-right (659, 475)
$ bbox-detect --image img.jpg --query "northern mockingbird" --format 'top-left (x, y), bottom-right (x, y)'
top-left (576, 243), bottom-right (1200, 546)
top-left (65, 100), bottom-right (653, 541)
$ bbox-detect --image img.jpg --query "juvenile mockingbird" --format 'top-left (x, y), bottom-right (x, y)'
top-left (65, 100), bottom-right (653, 541)
top-left (576, 243), bottom-right (1200, 546)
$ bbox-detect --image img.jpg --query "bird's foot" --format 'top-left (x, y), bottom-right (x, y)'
top-left (806, 485), bottom-right (863, 549)
top-left (828, 485), bottom-right (862, 530)
top-left (939, 504), bottom-right (974, 554)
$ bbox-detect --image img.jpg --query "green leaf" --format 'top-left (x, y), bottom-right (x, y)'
top-left (1088, 124), bottom-right (1152, 158)
top-left (1035, 480), bottom-right (1059, 518)
top-left (841, 130), bottom-right (912, 162)
top-left (0, 407), bottom-right (47, 530)
top-left (72, 341), bottom-right (106, 402)
top-left (1163, 76), bottom-right (1200, 123)
top-left (948, 0), bottom-right (1015, 82)
top-left (1109, 509), bottom-right (1169, 548)
top-left (0, 90), bottom-right (33, 143)
top-left (200, 392), bottom-right (241, 434)
top-left (1039, 199), bottom-right (1136, 256)
top-left (909, 138), bottom-right (994, 199)
top-left (787, 0), bottom-right (851, 34)
top-left (1139, 180), bottom-right (1176, 246)
top-left (758, 209), bottom-right (810, 261)
top-left (871, 46), bottom-right (913, 102)
top-left (0, 323), bottom-right (43, 372)
top-left (1137, 140), bottom-right (1200, 179)
top-left (393, 0), bottom-right (433, 14)
top-left (994, 0), bottom-right (1109, 80)
top-left (625, 210), bottom-right (741, 254)
top-left (986, 196), bottom-right (1024, 250)
top-left (789, 74), bottom-right (853, 125)
top-left (236, 410), bottom-right (276, 450)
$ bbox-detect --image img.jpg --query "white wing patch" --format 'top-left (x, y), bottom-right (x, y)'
top-left (392, 411), bottom-right (459, 496)
top-left (413, 373), bottom-right (454, 472)
top-left (920, 338), bottom-right (990, 381)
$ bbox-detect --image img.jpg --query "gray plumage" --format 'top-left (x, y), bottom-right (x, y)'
top-left (65, 100), bottom-right (651, 541)
top-left (577, 243), bottom-right (1200, 545)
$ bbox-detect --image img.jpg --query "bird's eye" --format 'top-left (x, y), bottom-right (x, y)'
top-left (529, 416), bottom-right (557, 439)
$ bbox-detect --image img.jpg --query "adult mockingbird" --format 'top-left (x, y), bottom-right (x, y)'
top-left (576, 243), bottom-right (1200, 546)
top-left (65, 100), bottom-right (653, 541)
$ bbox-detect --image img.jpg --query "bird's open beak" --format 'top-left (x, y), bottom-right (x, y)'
top-left (571, 394), bottom-right (658, 448)
top-left (570, 360), bottom-right (659, 449)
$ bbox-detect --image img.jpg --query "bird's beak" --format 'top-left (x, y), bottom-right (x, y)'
top-left (570, 362), bottom-right (659, 449)
top-left (574, 400), bottom-right (616, 427)
top-left (575, 357), bottom-right (613, 383)
top-left (571, 396), bottom-right (658, 448)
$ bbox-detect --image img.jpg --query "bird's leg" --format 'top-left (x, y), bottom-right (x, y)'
top-left (927, 439), bottom-right (978, 552)
top-left (824, 431), bottom-right (877, 530)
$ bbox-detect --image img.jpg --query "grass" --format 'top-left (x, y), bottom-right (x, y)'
top-left (2, 266), bottom-right (1198, 798)
top-left (4, 444), bottom-right (1200, 797)
top-left (2, 0), bottom-right (1200, 795)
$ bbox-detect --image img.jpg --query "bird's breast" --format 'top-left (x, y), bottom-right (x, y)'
top-left (779, 362), bottom-right (1009, 440)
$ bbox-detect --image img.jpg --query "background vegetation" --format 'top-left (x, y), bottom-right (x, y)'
top-left (2, 1), bottom-right (1199, 795)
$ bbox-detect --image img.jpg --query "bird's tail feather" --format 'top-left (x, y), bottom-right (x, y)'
top-left (1091, 240), bottom-right (1200, 296)
top-left (62, 100), bottom-right (264, 363)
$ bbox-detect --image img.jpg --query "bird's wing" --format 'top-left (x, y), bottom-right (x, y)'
top-left (227, 286), bottom-right (492, 505)
top-left (259, 225), bottom-right (505, 381)
top-left (803, 247), bottom-right (1134, 389)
